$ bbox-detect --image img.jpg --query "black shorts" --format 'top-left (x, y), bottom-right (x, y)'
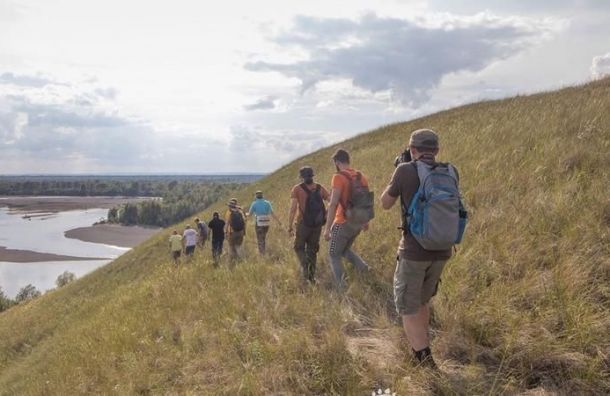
top-left (185, 245), bottom-right (196, 255)
top-left (172, 250), bottom-right (181, 259)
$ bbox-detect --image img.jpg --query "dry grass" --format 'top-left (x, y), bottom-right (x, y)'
top-left (0, 78), bottom-right (609, 395)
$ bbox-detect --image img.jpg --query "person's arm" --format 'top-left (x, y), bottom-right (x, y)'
top-left (323, 186), bottom-right (341, 241)
top-left (288, 197), bottom-right (298, 235)
top-left (381, 166), bottom-right (402, 210)
top-left (269, 203), bottom-right (282, 227)
top-left (381, 186), bottom-right (399, 210)
top-left (321, 186), bottom-right (330, 202)
top-left (224, 214), bottom-right (230, 234)
top-left (241, 209), bottom-right (247, 235)
top-left (271, 211), bottom-right (282, 225)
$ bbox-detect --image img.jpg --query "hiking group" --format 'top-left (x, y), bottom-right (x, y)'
top-left (167, 128), bottom-right (467, 368)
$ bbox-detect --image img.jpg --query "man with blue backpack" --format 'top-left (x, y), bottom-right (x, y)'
top-left (288, 166), bottom-right (330, 283)
top-left (381, 129), bottom-right (467, 369)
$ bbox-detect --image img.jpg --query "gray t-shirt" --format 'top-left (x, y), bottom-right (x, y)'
top-left (386, 161), bottom-right (458, 261)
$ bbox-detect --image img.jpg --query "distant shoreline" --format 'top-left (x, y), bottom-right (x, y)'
top-left (0, 246), bottom-right (108, 263)
top-left (0, 196), bottom-right (154, 214)
top-left (65, 224), bottom-right (160, 248)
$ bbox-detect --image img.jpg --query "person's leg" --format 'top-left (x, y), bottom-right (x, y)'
top-left (255, 226), bottom-right (263, 254)
top-left (305, 225), bottom-right (322, 282)
top-left (228, 234), bottom-right (237, 259)
top-left (401, 304), bottom-right (430, 351)
top-left (341, 223), bottom-right (369, 272)
top-left (211, 239), bottom-right (220, 265)
top-left (256, 226), bottom-right (269, 254)
top-left (234, 231), bottom-right (245, 260)
top-left (294, 222), bottom-right (309, 279)
top-left (328, 223), bottom-right (350, 289)
top-left (394, 257), bottom-right (444, 368)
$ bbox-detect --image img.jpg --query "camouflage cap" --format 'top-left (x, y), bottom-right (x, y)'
top-left (409, 128), bottom-right (439, 149)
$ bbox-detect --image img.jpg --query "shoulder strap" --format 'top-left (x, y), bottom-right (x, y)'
top-left (400, 162), bottom-right (420, 232)
top-left (300, 183), bottom-right (312, 195)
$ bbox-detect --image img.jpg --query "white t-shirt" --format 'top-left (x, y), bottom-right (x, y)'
top-left (183, 228), bottom-right (198, 247)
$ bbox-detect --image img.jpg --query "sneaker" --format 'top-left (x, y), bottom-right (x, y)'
top-left (413, 347), bottom-right (438, 370)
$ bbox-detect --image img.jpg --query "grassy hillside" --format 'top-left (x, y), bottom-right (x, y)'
top-left (1, 78), bottom-right (609, 395)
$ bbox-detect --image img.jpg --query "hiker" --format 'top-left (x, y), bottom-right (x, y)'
top-left (195, 218), bottom-right (209, 248)
top-left (183, 224), bottom-right (198, 258)
top-left (224, 198), bottom-right (247, 262)
top-left (380, 129), bottom-right (467, 369)
top-left (208, 212), bottom-right (226, 264)
top-left (247, 190), bottom-right (282, 255)
top-left (288, 166), bottom-right (330, 283)
top-left (323, 149), bottom-right (374, 289)
top-left (169, 230), bottom-right (182, 264)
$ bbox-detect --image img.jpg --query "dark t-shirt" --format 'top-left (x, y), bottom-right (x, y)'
top-left (208, 218), bottom-right (225, 240)
top-left (386, 161), bottom-right (458, 261)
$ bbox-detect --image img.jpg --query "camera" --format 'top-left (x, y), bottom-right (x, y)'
top-left (393, 149), bottom-right (412, 167)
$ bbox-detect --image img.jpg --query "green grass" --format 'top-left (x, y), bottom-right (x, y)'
top-left (1, 78), bottom-right (609, 395)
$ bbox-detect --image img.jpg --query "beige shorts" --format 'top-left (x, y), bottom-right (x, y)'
top-left (394, 254), bottom-right (446, 315)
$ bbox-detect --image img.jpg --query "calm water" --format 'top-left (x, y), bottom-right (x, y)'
top-left (0, 207), bottom-right (128, 298)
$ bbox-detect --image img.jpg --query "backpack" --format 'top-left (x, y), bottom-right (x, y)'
top-left (405, 161), bottom-right (468, 251)
top-left (197, 221), bottom-right (208, 237)
top-left (338, 171), bottom-right (375, 225)
top-left (300, 183), bottom-right (327, 227)
top-left (229, 210), bottom-right (245, 232)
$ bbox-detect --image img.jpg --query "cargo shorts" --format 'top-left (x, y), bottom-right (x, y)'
top-left (394, 253), bottom-right (446, 315)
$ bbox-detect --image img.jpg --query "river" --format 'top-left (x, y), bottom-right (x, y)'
top-left (0, 206), bottom-right (128, 298)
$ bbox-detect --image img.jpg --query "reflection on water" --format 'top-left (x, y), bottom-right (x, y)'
top-left (0, 260), bottom-right (109, 297)
top-left (0, 207), bottom-right (127, 258)
top-left (0, 207), bottom-right (128, 298)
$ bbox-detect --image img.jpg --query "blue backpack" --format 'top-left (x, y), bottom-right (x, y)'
top-left (406, 161), bottom-right (467, 251)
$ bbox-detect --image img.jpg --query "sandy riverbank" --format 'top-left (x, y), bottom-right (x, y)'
top-left (65, 224), bottom-right (160, 248)
top-left (0, 246), bottom-right (108, 263)
top-left (0, 196), bottom-right (154, 213)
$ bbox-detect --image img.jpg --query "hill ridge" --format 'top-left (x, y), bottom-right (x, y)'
top-left (0, 77), bottom-right (609, 394)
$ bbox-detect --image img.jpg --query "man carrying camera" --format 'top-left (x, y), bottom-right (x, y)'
top-left (381, 129), bottom-right (463, 369)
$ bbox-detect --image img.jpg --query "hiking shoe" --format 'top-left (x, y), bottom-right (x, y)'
top-left (413, 347), bottom-right (438, 370)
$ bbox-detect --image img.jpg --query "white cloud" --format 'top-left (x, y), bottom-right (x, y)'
top-left (591, 52), bottom-right (610, 78)
top-left (246, 12), bottom-right (562, 107)
top-left (0, 1), bottom-right (607, 173)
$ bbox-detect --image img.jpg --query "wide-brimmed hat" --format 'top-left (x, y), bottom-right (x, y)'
top-left (228, 198), bottom-right (238, 208)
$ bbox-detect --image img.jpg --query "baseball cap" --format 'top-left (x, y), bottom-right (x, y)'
top-left (409, 129), bottom-right (439, 149)
top-left (299, 166), bottom-right (314, 178)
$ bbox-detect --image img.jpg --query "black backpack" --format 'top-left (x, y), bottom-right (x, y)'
top-left (229, 210), bottom-right (245, 232)
top-left (301, 183), bottom-right (327, 227)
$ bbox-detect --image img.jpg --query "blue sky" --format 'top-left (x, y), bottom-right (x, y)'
top-left (1, 0), bottom-right (609, 173)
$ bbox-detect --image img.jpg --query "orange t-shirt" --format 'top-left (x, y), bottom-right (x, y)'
top-left (331, 168), bottom-right (369, 224)
top-left (291, 183), bottom-right (330, 222)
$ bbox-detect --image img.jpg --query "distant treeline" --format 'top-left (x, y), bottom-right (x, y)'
top-left (0, 174), bottom-right (263, 196)
top-left (107, 181), bottom-right (242, 227)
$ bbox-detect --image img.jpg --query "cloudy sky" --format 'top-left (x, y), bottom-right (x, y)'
top-left (1, 0), bottom-right (609, 174)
